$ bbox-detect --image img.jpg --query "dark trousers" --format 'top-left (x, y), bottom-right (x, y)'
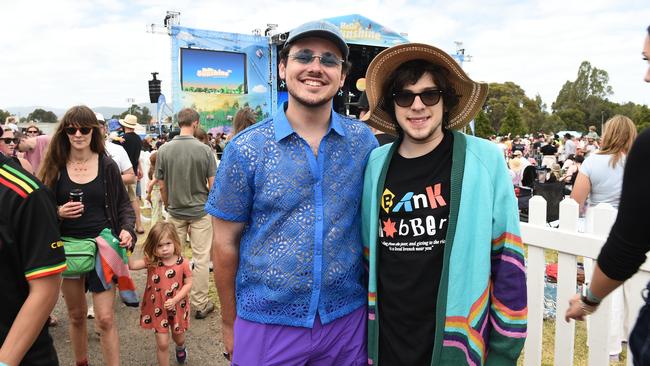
top-left (630, 281), bottom-right (650, 366)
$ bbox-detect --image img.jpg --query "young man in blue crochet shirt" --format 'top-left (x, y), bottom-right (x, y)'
top-left (206, 20), bottom-right (377, 365)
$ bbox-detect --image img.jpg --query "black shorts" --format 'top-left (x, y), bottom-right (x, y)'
top-left (85, 268), bottom-right (110, 293)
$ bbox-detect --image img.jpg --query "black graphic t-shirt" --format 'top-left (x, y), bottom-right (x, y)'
top-left (378, 130), bottom-right (453, 366)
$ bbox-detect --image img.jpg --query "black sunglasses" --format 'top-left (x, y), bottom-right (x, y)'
top-left (64, 127), bottom-right (93, 135)
top-left (1, 138), bottom-right (18, 144)
top-left (26, 129), bottom-right (39, 134)
top-left (392, 89), bottom-right (445, 108)
top-left (289, 50), bottom-right (344, 68)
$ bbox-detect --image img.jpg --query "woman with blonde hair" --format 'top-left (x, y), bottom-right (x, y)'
top-left (569, 114), bottom-right (637, 360)
top-left (39, 105), bottom-right (136, 366)
top-left (571, 115), bottom-right (637, 211)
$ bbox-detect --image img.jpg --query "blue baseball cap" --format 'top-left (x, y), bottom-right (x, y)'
top-left (285, 20), bottom-right (349, 59)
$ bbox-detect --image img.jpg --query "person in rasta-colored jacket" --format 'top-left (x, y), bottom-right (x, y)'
top-left (360, 43), bottom-right (527, 366)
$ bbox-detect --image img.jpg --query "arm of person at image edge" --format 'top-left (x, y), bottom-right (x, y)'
top-left (204, 141), bottom-right (248, 360)
top-left (565, 129), bottom-right (650, 321)
top-left (0, 167), bottom-right (65, 365)
top-left (484, 141), bottom-right (528, 365)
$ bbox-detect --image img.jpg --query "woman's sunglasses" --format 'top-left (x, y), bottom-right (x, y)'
top-left (1, 138), bottom-right (19, 144)
top-left (64, 127), bottom-right (93, 135)
top-left (392, 89), bottom-right (445, 108)
top-left (26, 129), bottom-right (39, 134)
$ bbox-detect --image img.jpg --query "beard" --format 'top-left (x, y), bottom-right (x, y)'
top-left (286, 82), bottom-right (337, 108)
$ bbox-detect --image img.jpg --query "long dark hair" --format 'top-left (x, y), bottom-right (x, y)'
top-left (39, 105), bottom-right (105, 189)
top-left (381, 59), bottom-right (460, 135)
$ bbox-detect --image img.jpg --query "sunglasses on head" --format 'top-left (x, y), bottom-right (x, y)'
top-left (64, 127), bottom-right (93, 135)
top-left (1, 138), bottom-right (18, 144)
top-left (392, 89), bottom-right (445, 108)
top-left (289, 49), bottom-right (344, 68)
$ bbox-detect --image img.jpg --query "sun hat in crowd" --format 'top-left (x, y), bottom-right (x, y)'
top-left (362, 43), bottom-right (488, 134)
top-left (95, 112), bottom-right (105, 124)
top-left (119, 114), bottom-right (138, 129)
top-left (285, 20), bottom-right (349, 59)
top-left (107, 118), bottom-right (121, 132)
top-left (508, 157), bottom-right (523, 172)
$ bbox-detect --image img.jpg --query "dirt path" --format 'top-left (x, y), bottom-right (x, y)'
top-left (49, 220), bottom-right (230, 365)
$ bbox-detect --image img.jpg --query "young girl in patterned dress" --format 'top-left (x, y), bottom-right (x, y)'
top-left (128, 222), bottom-right (192, 365)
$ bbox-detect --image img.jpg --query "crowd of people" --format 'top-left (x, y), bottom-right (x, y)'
top-left (0, 19), bottom-right (649, 366)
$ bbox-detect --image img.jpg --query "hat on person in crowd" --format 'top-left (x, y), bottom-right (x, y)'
top-left (107, 118), bottom-right (121, 132)
top-left (95, 112), bottom-right (106, 124)
top-left (346, 91), bottom-right (369, 111)
top-left (284, 20), bottom-right (349, 59)
top-left (362, 43), bottom-right (488, 134)
top-left (508, 158), bottom-right (523, 172)
top-left (119, 114), bottom-right (138, 129)
top-left (4, 116), bottom-right (19, 132)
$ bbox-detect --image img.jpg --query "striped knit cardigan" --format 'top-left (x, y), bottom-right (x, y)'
top-left (361, 131), bottom-right (527, 365)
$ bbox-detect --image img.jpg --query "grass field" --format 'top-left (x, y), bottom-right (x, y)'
top-left (515, 248), bottom-right (627, 365)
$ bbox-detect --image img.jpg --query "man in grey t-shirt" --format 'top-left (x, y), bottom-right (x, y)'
top-left (156, 108), bottom-right (217, 318)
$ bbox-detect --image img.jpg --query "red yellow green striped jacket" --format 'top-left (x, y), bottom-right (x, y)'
top-left (0, 157), bottom-right (67, 279)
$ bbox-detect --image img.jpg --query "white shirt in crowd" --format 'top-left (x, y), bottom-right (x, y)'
top-left (580, 153), bottom-right (625, 209)
top-left (563, 139), bottom-right (576, 159)
top-left (104, 141), bottom-right (133, 173)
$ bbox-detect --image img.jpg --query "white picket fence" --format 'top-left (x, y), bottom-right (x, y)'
top-left (521, 196), bottom-right (650, 366)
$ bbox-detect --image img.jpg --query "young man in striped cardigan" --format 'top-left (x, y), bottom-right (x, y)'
top-left (361, 43), bottom-right (527, 365)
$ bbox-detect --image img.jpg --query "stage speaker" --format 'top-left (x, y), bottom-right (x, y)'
top-left (148, 72), bottom-right (161, 103)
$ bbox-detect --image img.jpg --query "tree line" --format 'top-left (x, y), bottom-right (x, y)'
top-left (3, 61), bottom-right (649, 136)
top-left (474, 61), bottom-right (650, 138)
top-left (0, 105), bottom-right (153, 125)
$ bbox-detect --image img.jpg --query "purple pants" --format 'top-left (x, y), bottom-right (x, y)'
top-left (232, 306), bottom-right (367, 366)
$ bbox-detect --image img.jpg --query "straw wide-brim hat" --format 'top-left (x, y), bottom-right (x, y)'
top-left (362, 43), bottom-right (488, 135)
top-left (119, 114), bottom-right (138, 129)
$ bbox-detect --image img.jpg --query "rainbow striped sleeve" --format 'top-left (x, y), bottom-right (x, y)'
top-left (25, 261), bottom-right (67, 281)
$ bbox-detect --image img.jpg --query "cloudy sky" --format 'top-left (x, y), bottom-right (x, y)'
top-left (2, 0), bottom-right (649, 112)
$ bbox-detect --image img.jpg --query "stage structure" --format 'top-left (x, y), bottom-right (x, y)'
top-left (169, 14), bottom-right (410, 132)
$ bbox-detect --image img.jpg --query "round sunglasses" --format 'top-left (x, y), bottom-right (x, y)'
top-left (64, 127), bottom-right (94, 135)
top-left (392, 89), bottom-right (445, 108)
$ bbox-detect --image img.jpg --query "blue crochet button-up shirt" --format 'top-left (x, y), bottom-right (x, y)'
top-left (205, 105), bottom-right (377, 327)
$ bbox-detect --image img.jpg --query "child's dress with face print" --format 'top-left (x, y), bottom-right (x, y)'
top-left (140, 256), bottom-right (191, 334)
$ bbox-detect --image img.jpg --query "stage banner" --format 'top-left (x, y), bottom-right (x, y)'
top-left (171, 26), bottom-right (272, 132)
top-left (324, 14), bottom-right (409, 47)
